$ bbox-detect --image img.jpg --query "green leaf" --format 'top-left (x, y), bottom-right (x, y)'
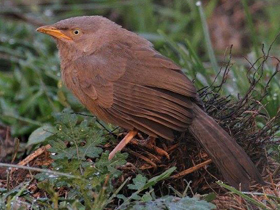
top-left (26, 125), bottom-right (55, 147)
top-left (48, 141), bottom-right (75, 160)
top-left (167, 196), bottom-right (216, 210)
top-left (117, 194), bottom-right (127, 202)
top-left (95, 152), bottom-right (127, 176)
top-left (141, 192), bottom-right (153, 202)
top-left (79, 136), bottom-right (103, 159)
top-left (123, 196), bottom-right (216, 210)
top-left (143, 167), bottom-right (176, 189)
top-left (128, 175), bottom-right (147, 190)
top-left (53, 108), bottom-right (78, 128)
top-left (118, 167), bottom-right (177, 209)
top-left (204, 192), bottom-right (216, 202)
top-left (80, 144), bottom-right (103, 159)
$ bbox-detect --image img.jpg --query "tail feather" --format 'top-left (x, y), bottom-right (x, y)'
top-left (189, 105), bottom-right (264, 190)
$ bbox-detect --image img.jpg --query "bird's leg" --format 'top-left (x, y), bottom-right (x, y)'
top-left (108, 129), bottom-right (138, 160)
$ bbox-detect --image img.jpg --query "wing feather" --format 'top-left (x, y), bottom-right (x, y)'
top-left (73, 40), bottom-right (196, 139)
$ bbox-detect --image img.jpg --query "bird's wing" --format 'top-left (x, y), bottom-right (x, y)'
top-left (73, 42), bottom-right (127, 108)
top-left (74, 41), bottom-right (197, 140)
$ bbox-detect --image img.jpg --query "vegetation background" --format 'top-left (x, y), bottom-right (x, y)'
top-left (0, 0), bottom-right (279, 209)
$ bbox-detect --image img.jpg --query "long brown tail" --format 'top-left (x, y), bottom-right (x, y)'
top-left (189, 105), bottom-right (264, 190)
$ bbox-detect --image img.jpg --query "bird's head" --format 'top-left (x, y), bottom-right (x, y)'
top-left (36, 16), bottom-right (121, 57)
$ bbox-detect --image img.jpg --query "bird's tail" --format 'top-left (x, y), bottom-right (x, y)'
top-left (189, 105), bottom-right (264, 190)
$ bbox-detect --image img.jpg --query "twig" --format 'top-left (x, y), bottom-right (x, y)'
top-left (0, 162), bottom-right (79, 179)
top-left (171, 159), bottom-right (212, 179)
top-left (126, 149), bottom-right (157, 169)
top-left (11, 144), bottom-right (51, 173)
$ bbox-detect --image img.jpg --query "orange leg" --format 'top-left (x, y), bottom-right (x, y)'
top-left (108, 129), bottom-right (138, 160)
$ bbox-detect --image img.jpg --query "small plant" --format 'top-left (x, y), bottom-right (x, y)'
top-left (2, 110), bottom-right (210, 210)
top-left (32, 109), bottom-right (127, 209)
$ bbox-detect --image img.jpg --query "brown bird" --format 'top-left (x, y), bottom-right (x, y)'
top-left (37, 16), bottom-right (264, 190)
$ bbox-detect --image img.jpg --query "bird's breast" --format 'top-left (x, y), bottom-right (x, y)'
top-left (61, 65), bottom-right (90, 105)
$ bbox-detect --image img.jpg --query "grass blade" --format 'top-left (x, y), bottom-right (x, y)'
top-left (196, 1), bottom-right (219, 73)
top-left (217, 181), bottom-right (270, 210)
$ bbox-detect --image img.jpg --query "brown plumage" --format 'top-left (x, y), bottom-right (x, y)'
top-left (37, 16), bottom-right (264, 190)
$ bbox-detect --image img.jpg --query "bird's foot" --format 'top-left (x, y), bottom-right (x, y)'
top-left (132, 136), bottom-right (170, 159)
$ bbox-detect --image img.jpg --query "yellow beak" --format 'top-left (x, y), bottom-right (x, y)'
top-left (36, 25), bottom-right (72, 41)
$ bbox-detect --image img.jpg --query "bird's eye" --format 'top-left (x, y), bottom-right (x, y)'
top-left (73, 29), bottom-right (80, 35)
